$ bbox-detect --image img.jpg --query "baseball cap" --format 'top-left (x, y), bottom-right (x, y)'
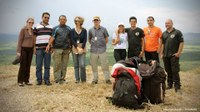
top-left (118, 22), bottom-right (125, 26)
top-left (93, 16), bottom-right (100, 20)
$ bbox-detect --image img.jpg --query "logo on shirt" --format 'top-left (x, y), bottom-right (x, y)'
top-left (118, 38), bottom-right (124, 45)
top-left (170, 34), bottom-right (175, 38)
top-left (135, 32), bottom-right (140, 36)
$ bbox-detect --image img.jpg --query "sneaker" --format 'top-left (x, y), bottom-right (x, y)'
top-left (18, 83), bottom-right (24, 87)
top-left (75, 81), bottom-right (80, 84)
top-left (91, 81), bottom-right (98, 84)
top-left (25, 82), bottom-right (33, 86)
top-left (36, 81), bottom-right (42, 86)
top-left (105, 80), bottom-right (112, 84)
top-left (81, 81), bottom-right (86, 83)
top-left (175, 88), bottom-right (182, 94)
top-left (59, 80), bottom-right (68, 84)
top-left (45, 81), bottom-right (52, 86)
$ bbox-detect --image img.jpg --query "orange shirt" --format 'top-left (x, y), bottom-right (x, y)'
top-left (143, 26), bottom-right (162, 52)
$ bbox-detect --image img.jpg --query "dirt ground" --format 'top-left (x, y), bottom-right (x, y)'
top-left (0, 65), bottom-right (200, 112)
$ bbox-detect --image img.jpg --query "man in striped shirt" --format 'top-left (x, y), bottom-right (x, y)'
top-left (34, 12), bottom-right (53, 86)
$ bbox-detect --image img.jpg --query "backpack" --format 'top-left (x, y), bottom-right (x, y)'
top-left (112, 72), bottom-right (142, 109)
top-left (139, 61), bottom-right (166, 104)
top-left (118, 56), bottom-right (142, 68)
top-left (138, 61), bottom-right (157, 79)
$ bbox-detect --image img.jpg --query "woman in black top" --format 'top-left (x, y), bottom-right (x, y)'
top-left (70, 16), bottom-right (87, 83)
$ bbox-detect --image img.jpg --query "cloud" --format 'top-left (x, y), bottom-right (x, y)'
top-left (136, 7), bottom-right (200, 33)
top-left (0, 0), bottom-right (199, 34)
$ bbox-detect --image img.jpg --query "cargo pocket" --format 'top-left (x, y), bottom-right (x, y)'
top-left (171, 56), bottom-right (180, 73)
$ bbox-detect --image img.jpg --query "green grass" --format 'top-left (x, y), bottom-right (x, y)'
top-left (0, 41), bottom-right (200, 71)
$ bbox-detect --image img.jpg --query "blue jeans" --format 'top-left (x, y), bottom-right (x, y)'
top-left (72, 53), bottom-right (86, 82)
top-left (36, 49), bottom-right (51, 82)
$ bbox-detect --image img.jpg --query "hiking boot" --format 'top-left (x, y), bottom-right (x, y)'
top-left (105, 80), bottom-right (112, 84)
top-left (45, 81), bottom-right (52, 86)
top-left (36, 81), bottom-right (42, 86)
top-left (91, 81), bottom-right (98, 84)
top-left (75, 80), bottom-right (80, 84)
top-left (18, 83), bottom-right (24, 87)
top-left (81, 81), bottom-right (86, 83)
top-left (60, 80), bottom-right (68, 84)
top-left (25, 82), bottom-right (33, 86)
top-left (175, 88), bottom-right (182, 94)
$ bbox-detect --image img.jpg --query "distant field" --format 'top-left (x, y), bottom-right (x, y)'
top-left (0, 33), bottom-right (200, 71)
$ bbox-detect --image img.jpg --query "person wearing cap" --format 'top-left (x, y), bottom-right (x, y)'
top-left (88, 16), bottom-right (111, 84)
top-left (143, 16), bottom-right (162, 63)
top-left (112, 22), bottom-right (128, 62)
top-left (124, 16), bottom-right (145, 59)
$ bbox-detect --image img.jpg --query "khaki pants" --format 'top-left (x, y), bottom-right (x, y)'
top-left (53, 49), bottom-right (70, 82)
top-left (90, 52), bottom-right (110, 81)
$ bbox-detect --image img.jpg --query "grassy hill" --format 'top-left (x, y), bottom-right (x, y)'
top-left (0, 65), bottom-right (200, 112)
top-left (0, 33), bottom-right (200, 71)
top-left (0, 33), bottom-right (200, 111)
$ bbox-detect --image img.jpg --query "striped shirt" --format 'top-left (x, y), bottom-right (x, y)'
top-left (34, 22), bottom-right (53, 48)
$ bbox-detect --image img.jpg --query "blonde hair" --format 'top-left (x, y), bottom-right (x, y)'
top-left (118, 26), bottom-right (125, 34)
top-left (26, 17), bottom-right (34, 23)
top-left (25, 17), bottom-right (34, 28)
top-left (74, 16), bottom-right (84, 26)
top-left (25, 17), bottom-right (34, 35)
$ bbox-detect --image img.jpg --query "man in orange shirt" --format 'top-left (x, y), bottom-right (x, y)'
top-left (143, 16), bottom-right (162, 62)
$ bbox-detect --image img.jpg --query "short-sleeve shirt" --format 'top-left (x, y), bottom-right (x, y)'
top-left (52, 25), bottom-right (71, 49)
top-left (143, 26), bottom-right (162, 52)
top-left (34, 22), bottom-right (53, 48)
top-left (112, 32), bottom-right (127, 49)
top-left (88, 26), bottom-right (109, 53)
top-left (125, 27), bottom-right (144, 52)
top-left (162, 28), bottom-right (184, 57)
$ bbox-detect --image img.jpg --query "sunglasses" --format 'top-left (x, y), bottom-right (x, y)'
top-left (75, 20), bottom-right (80, 23)
top-left (118, 25), bottom-right (124, 27)
top-left (28, 22), bottom-right (34, 24)
top-left (93, 19), bottom-right (99, 22)
top-left (44, 16), bottom-right (50, 19)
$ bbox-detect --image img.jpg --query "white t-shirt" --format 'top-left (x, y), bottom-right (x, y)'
top-left (112, 32), bottom-right (127, 49)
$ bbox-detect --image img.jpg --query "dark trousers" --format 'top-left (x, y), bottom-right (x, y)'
top-left (114, 49), bottom-right (126, 62)
top-left (163, 56), bottom-right (181, 89)
top-left (145, 51), bottom-right (159, 63)
top-left (18, 47), bottom-right (33, 83)
top-left (128, 50), bottom-right (140, 58)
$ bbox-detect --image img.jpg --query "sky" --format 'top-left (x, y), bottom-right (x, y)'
top-left (0, 0), bottom-right (200, 35)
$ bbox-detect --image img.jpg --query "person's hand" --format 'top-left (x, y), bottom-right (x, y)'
top-left (160, 53), bottom-right (163, 59)
top-left (115, 37), bottom-right (120, 44)
top-left (45, 45), bottom-right (50, 53)
top-left (17, 52), bottom-right (21, 57)
top-left (33, 47), bottom-right (36, 55)
top-left (77, 47), bottom-right (83, 54)
top-left (157, 48), bottom-right (160, 54)
top-left (50, 48), bottom-right (54, 53)
top-left (173, 53), bottom-right (180, 58)
top-left (138, 51), bottom-right (144, 58)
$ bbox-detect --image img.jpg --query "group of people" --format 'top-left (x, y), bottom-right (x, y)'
top-left (16, 12), bottom-right (184, 92)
